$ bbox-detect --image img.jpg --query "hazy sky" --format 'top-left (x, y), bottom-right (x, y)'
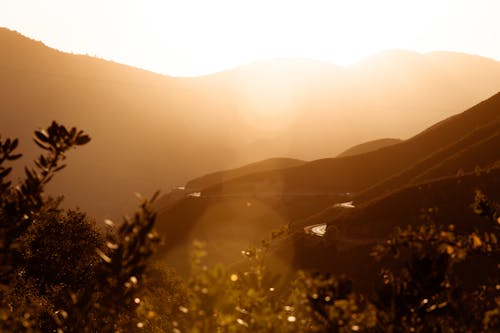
top-left (1, 0), bottom-right (499, 76)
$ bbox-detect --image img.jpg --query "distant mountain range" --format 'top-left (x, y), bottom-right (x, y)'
top-left (2, 27), bottom-right (500, 220)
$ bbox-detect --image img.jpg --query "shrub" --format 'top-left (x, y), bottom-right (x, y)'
top-left (0, 122), bottom-right (160, 332)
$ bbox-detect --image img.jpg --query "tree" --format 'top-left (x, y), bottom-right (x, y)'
top-left (0, 122), bottom-right (160, 332)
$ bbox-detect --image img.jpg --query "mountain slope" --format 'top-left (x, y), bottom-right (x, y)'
top-left (337, 138), bottom-right (402, 157)
top-left (352, 120), bottom-right (500, 203)
top-left (185, 157), bottom-right (305, 190)
top-left (202, 92), bottom-right (500, 197)
top-left (287, 166), bottom-right (500, 289)
top-left (154, 93), bottom-right (500, 272)
top-left (3, 28), bottom-right (500, 218)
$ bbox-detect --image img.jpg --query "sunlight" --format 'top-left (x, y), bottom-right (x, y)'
top-left (2, 0), bottom-right (496, 76)
top-left (131, 0), bottom-right (455, 75)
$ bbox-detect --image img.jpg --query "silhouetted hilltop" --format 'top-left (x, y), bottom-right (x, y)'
top-left (337, 138), bottom-right (402, 157)
top-left (202, 92), bottom-right (500, 196)
top-left (353, 119), bottom-right (500, 203)
top-left (185, 157), bottom-right (305, 190)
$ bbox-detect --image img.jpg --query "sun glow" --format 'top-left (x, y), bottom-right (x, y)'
top-left (1, 0), bottom-right (500, 76)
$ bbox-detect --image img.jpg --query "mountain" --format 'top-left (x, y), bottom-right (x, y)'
top-left (201, 92), bottom-right (500, 197)
top-left (154, 93), bottom-right (500, 272)
top-left (337, 138), bottom-right (402, 157)
top-left (285, 94), bottom-right (500, 281)
top-left (3, 27), bottom-right (500, 219)
top-left (352, 119), bottom-right (500, 204)
top-left (185, 157), bottom-right (305, 190)
top-left (287, 165), bottom-right (500, 290)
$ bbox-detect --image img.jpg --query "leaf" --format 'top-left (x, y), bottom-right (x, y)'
top-left (490, 233), bottom-right (497, 244)
top-left (0, 167), bottom-right (12, 178)
top-left (24, 167), bottom-right (34, 180)
top-left (104, 219), bottom-right (115, 227)
top-left (10, 138), bottom-right (19, 151)
top-left (7, 153), bottom-right (22, 161)
top-left (150, 190), bottom-right (160, 202)
top-left (43, 174), bottom-right (54, 184)
top-left (54, 164), bottom-right (67, 172)
top-left (47, 123), bottom-right (57, 137)
top-left (95, 248), bottom-right (112, 263)
top-left (4, 138), bottom-right (11, 150)
top-left (34, 138), bottom-right (50, 150)
top-left (34, 130), bottom-right (50, 143)
top-left (34, 159), bottom-right (42, 169)
top-left (75, 134), bottom-right (91, 145)
top-left (472, 234), bottom-right (482, 249)
top-left (61, 125), bottom-right (69, 137)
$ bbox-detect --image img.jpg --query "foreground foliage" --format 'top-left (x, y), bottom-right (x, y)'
top-left (142, 191), bottom-right (500, 332)
top-left (142, 190), bottom-right (499, 332)
top-left (0, 122), bottom-right (159, 332)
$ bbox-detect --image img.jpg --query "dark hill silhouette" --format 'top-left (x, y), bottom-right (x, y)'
top-left (154, 193), bottom-right (341, 273)
top-left (3, 27), bottom-right (500, 219)
top-left (337, 138), bottom-right (402, 157)
top-left (201, 92), bottom-right (500, 196)
top-left (336, 167), bottom-right (500, 238)
top-left (351, 120), bottom-right (500, 204)
top-left (185, 157), bottom-right (305, 190)
top-left (287, 166), bottom-right (500, 290)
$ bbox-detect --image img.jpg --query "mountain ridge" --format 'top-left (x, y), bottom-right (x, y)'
top-left (3, 27), bottom-right (500, 219)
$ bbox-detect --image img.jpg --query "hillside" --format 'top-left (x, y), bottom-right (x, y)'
top-left (287, 166), bottom-right (500, 289)
top-left (185, 157), bottom-right (305, 190)
top-left (337, 138), bottom-right (402, 157)
top-left (3, 27), bottom-right (500, 218)
top-left (154, 194), bottom-right (343, 273)
top-left (154, 93), bottom-right (500, 272)
top-left (353, 119), bottom-right (500, 203)
top-left (202, 92), bottom-right (500, 196)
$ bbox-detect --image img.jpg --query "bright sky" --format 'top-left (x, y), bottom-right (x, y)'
top-left (1, 0), bottom-right (499, 77)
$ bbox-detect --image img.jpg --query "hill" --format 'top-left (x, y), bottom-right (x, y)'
top-left (352, 119), bottom-right (500, 203)
top-left (337, 138), bottom-right (402, 157)
top-left (3, 27), bottom-right (500, 218)
top-left (202, 92), bottom-right (500, 197)
top-left (287, 165), bottom-right (500, 290)
top-left (154, 93), bottom-right (500, 272)
top-left (185, 157), bottom-right (305, 190)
